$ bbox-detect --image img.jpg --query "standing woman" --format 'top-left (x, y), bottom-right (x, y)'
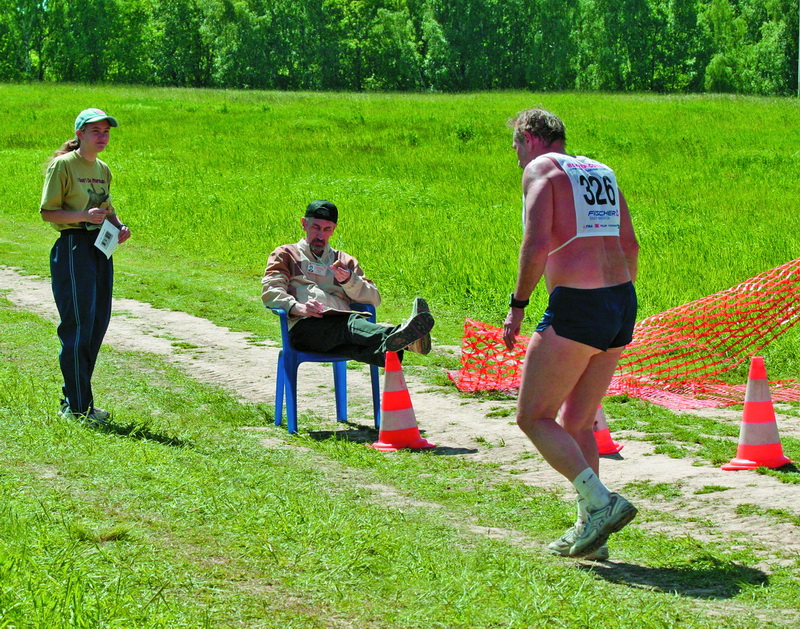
top-left (40, 108), bottom-right (131, 424)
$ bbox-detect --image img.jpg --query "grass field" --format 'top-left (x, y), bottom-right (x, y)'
top-left (2, 84), bottom-right (800, 368)
top-left (1, 83), bottom-right (800, 627)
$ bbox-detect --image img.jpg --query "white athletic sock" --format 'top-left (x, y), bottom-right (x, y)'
top-left (572, 468), bottom-right (611, 511)
top-left (576, 495), bottom-right (589, 528)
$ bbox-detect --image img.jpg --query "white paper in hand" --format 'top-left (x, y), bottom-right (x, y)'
top-left (94, 220), bottom-right (120, 259)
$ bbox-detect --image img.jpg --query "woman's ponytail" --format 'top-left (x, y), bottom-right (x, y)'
top-left (51, 138), bottom-right (80, 159)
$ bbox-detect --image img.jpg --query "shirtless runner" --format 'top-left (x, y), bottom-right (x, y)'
top-left (503, 108), bottom-right (640, 559)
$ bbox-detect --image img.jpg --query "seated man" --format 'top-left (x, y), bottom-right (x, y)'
top-left (261, 200), bottom-right (434, 367)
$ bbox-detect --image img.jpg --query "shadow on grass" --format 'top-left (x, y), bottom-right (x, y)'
top-left (307, 422), bottom-right (378, 443)
top-left (431, 445), bottom-right (480, 455)
top-left (100, 421), bottom-right (190, 448)
top-left (759, 462), bottom-right (800, 485)
top-left (307, 423), bottom-right (478, 454)
top-left (580, 556), bottom-right (768, 599)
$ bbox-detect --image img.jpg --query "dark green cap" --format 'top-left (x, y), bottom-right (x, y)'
top-left (305, 200), bottom-right (338, 223)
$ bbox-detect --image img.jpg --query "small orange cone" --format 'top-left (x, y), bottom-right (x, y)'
top-left (593, 405), bottom-right (624, 455)
top-left (722, 356), bottom-right (792, 471)
top-left (370, 351), bottom-right (435, 451)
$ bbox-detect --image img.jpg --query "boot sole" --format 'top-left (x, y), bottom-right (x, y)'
top-left (386, 312), bottom-right (434, 352)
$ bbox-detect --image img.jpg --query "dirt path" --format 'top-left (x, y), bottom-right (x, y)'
top-left (2, 265), bottom-right (798, 571)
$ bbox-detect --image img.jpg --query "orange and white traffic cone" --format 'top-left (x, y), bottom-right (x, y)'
top-left (593, 405), bottom-right (624, 455)
top-left (370, 351), bottom-right (435, 452)
top-left (721, 356), bottom-right (792, 471)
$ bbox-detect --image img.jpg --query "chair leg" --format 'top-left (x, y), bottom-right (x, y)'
top-left (332, 361), bottom-right (348, 422)
top-left (284, 356), bottom-right (300, 434)
top-left (275, 351), bottom-right (285, 427)
top-left (369, 365), bottom-right (381, 429)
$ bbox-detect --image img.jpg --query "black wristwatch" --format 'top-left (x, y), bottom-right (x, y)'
top-left (509, 293), bottom-right (529, 309)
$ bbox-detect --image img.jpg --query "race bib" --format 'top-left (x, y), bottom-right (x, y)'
top-left (552, 154), bottom-right (621, 238)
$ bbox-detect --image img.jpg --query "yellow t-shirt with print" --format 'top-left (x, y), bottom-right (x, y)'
top-left (40, 151), bottom-right (114, 231)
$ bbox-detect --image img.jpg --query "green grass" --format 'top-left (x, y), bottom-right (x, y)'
top-left (694, 485), bottom-right (733, 495)
top-left (2, 84), bottom-right (800, 626)
top-left (623, 480), bottom-right (684, 500)
top-left (2, 84), bottom-right (800, 374)
top-left (2, 300), bottom-right (799, 627)
top-left (736, 504), bottom-right (800, 527)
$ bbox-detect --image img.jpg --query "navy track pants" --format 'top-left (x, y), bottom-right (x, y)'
top-left (50, 229), bottom-right (113, 414)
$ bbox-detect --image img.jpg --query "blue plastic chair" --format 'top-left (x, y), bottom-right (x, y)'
top-left (268, 303), bottom-right (382, 434)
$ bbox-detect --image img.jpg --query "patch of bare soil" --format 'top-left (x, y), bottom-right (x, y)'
top-left (2, 266), bottom-right (798, 575)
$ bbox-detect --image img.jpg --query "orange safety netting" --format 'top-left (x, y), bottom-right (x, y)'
top-left (448, 258), bottom-right (800, 409)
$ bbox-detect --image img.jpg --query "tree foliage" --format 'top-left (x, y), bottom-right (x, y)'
top-left (1, 0), bottom-right (797, 94)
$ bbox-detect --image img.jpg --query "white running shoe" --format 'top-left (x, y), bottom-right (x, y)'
top-left (548, 526), bottom-right (609, 560)
top-left (569, 493), bottom-right (636, 558)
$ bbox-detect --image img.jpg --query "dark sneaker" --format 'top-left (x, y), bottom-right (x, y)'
top-left (569, 493), bottom-right (636, 558)
top-left (386, 310), bottom-right (435, 353)
top-left (411, 297), bottom-right (430, 317)
top-left (406, 298), bottom-right (432, 354)
top-left (406, 335), bottom-right (432, 354)
top-left (548, 526), bottom-right (609, 560)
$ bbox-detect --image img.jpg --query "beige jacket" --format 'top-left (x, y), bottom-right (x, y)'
top-left (261, 239), bottom-right (381, 328)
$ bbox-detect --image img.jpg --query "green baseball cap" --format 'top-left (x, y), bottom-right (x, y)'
top-left (75, 108), bottom-right (118, 132)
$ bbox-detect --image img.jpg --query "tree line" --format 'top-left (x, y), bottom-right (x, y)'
top-left (2, 0), bottom-right (798, 95)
